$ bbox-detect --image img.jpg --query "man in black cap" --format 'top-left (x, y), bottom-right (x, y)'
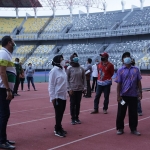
top-left (91, 52), bottom-right (114, 114)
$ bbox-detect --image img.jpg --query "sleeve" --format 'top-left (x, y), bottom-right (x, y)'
top-left (137, 68), bottom-right (142, 80)
top-left (114, 69), bottom-right (122, 83)
top-left (0, 53), bottom-right (8, 67)
top-left (66, 68), bottom-right (71, 91)
top-left (48, 70), bottom-right (56, 102)
top-left (25, 69), bottom-right (28, 74)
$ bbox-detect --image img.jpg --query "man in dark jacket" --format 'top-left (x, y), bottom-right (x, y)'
top-left (13, 58), bottom-right (22, 96)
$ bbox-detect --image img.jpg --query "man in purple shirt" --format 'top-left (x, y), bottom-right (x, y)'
top-left (115, 52), bottom-right (142, 136)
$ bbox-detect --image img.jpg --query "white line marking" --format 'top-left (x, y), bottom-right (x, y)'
top-left (8, 98), bottom-right (149, 126)
top-left (48, 116), bottom-right (150, 150)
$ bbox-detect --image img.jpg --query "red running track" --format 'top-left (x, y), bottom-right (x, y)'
top-left (7, 76), bottom-right (150, 150)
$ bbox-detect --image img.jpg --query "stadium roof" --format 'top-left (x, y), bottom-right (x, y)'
top-left (0, 0), bottom-right (42, 8)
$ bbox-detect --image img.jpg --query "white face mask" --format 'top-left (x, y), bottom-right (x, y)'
top-left (60, 60), bottom-right (65, 67)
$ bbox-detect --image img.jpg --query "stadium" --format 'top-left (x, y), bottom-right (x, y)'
top-left (0, 0), bottom-right (150, 150)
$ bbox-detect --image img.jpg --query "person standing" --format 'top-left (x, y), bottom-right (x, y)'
top-left (25, 63), bottom-right (36, 91)
top-left (115, 52), bottom-right (142, 136)
top-left (84, 58), bottom-right (92, 98)
top-left (91, 59), bottom-right (99, 92)
top-left (67, 53), bottom-right (87, 125)
top-left (13, 58), bottom-right (22, 96)
top-left (0, 36), bottom-right (16, 149)
top-left (91, 52), bottom-right (114, 114)
top-left (48, 55), bottom-right (67, 137)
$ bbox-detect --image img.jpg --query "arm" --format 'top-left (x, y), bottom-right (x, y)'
top-left (0, 66), bottom-right (12, 100)
top-left (117, 83), bottom-right (122, 102)
top-left (110, 64), bottom-right (114, 77)
top-left (82, 68), bottom-right (87, 92)
top-left (66, 68), bottom-right (72, 95)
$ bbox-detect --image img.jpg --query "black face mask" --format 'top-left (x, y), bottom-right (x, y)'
top-left (101, 57), bottom-right (106, 61)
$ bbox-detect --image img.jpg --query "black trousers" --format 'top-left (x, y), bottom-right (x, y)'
top-left (116, 96), bottom-right (138, 131)
top-left (0, 89), bottom-right (11, 143)
top-left (13, 74), bottom-right (20, 94)
top-left (20, 78), bottom-right (25, 90)
top-left (53, 99), bottom-right (66, 132)
top-left (94, 84), bottom-right (111, 110)
top-left (91, 77), bottom-right (98, 92)
top-left (27, 77), bottom-right (35, 90)
top-left (70, 91), bottom-right (82, 120)
top-left (86, 80), bottom-right (91, 97)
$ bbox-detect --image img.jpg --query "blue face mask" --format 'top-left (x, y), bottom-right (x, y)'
top-left (73, 57), bottom-right (79, 63)
top-left (124, 57), bottom-right (131, 64)
top-left (13, 43), bottom-right (17, 51)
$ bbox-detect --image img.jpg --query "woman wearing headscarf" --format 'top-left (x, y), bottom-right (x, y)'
top-left (67, 53), bottom-right (87, 125)
top-left (48, 55), bottom-right (67, 137)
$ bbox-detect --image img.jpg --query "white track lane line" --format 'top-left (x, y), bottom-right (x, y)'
top-left (8, 97), bottom-right (149, 127)
top-left (48, 116), bottom-right (150, 150)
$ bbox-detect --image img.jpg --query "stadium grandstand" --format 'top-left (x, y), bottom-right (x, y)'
top-left (0, 0), bottom-right (150, 72)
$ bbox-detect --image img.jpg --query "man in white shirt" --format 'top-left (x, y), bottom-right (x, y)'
top-left (0, 36), bottom-right (16, 149)
top-left (91, 59), bottom-right (99, 92)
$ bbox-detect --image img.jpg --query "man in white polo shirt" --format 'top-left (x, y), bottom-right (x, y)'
top-left (0, 36), bottom-right (16, 149)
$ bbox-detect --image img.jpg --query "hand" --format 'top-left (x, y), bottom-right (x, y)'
top-left (117, 96), bottom-right (122, 103)
top-left (138, 92), bottom-right (142, 100)
top-left (6, 91), bottom-right (13, 100)
top-left (83, 89), bottom-right (86, 94)
top-left (69, 90), bottom-right (74, 96)
top-left (52, 99), bottom-right (56, 105)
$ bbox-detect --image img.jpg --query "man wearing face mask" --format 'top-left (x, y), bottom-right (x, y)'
top-left (0, 36), bottom-right (16, 149)
top-left (67, 53), bottom-right (87, 125)
top-left (25, 63), bottom-right (36, 91)
top-left (91, 52), bottom-right (114, 114)
top-left (13, 58), bottom-right (22, 96)
top-left (91, 59), bottom-right (99, 92)
top-left (48, 55), bottom-right (67, 137)
top-left (115, 52), bottom-right (142, 136)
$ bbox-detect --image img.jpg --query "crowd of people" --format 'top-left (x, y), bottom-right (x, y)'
top-left (0, 35), bottom-right (144, 149)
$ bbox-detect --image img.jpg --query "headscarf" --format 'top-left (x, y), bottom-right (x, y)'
top-left (52, 55), bottom-right (63, 69)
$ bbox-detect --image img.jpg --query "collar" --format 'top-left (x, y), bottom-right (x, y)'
top-left (1, 47), bottom-right (11, 55)
top-left (122, 65), bottom-right (134, 69)
top-left (54, 66), bottom-right (62, 70)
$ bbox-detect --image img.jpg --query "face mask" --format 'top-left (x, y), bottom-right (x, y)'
top-left (101, 57), bottom-right (106, 61)
top-left (13, 43), bottom-right (17, 51)
top-left (73, 57), bottom-right (79, 63)
top-left (66, 63), bottom-right (69, 66)
top-left (124, 57), bottom-right (131, 64)
top-left (15, 61), bottom-right (19, 64)
top-left (60, 60), bottom-right (65, 67)
top-left (96, 62), bottom-right (99, 65)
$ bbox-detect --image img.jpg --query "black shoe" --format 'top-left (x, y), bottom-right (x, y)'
top-left (91, 110), bottom-right (98, 114)
top-left (71, 120), bottom-right (76, 125)
top-left (54, 128), bottom-right (67, 134)
top-left (0, 142), bottom-right (15, 149)
top-left (85, 96), bottom-right (91, 98)
top-left (131, 130), bottom-right (141, 136)
top-left (7, 140), bottom-right (15, 145)
top-left (14, 93), bottom-right (20, 96)
top-left (55, 131), bottom-right (66, 137)
top-left (34, 89), bottom-right (37, 91)
top-left (75, 119), bottom-right (81, 124)
top-left (117, 129), bottom-right (124, 135)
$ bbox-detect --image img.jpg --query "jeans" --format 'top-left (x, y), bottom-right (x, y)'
top-left (53, 99), bottom-right (66, 132)
top-left (0, 88), bottom-right (11, 143)
top-left (137, 100), bottom-right (142, 113)
top-left (91, 77), bottom-right (98, 92)
top-left (94, 84), bottom-right (111, 111)
top-left (116, 96), bottom-right (138, 131)
top-left (27, 77), bottom-right (35, 90)
top-left (20, 78), bottom-right (25, 90)
top-left (70, 91), bottom-right (82, 120)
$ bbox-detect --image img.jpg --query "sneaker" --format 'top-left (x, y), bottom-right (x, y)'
top-left (28, 89), bottom-right (30, 91)
top-left (75, 119), bottom-right (81, 124)
top-left (71, 120), bottom-right (76, 125)
top-left (34, 89), bottom-right (37, 91)
top-left (54, 128), bottom-right (67, 134)
top-left (131, 130), bottom-right (141, 136)
top-left (91, 110), bottom-right (98, 114)
top-left (103, 110), bottom-right (107, 114)
top-left (138, 113), bottom-right (143, 116)
top-left (55, 131), bottom-right (66, 137)
top-left (0, 142), bottom-right (15, 149)
top-left (117, 129), bottom-right (124, 135)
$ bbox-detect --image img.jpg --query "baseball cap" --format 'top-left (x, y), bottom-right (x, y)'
top-left (100, 52), bottom-right (109, 58)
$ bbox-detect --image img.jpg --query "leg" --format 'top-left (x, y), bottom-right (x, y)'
top-left (16, 77), bottom-right (20, 94)
top-left (95, 77), bottom-right (98, 92)
top-left (86, 80), bottom-right (91, 97)
top-left (30, 77), bottom-right (36, 90)
top-left (128, 97), bottom-right (138, 131)
top-left (70, 93), bottom-right (76, 120)
top-left (0, 89), bottom-right (10, 144)
top-left (137, 100), bottom-right (142, 114)
top-left (27, 77), bottom-right (30, 90)
top-left (91, 77), bottom-right (96, 91)
top-left (93, 85), bottom-right (103, 111)
top-left (116, 97), bottom-right (128, 130)
top-left (13, 75), bottom-right (19, 94)
top-left (75, 91), bottom-right (82, 120)
top-left (103, 85), bottom-right (111, 110)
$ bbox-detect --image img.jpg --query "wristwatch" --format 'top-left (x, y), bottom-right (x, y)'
top-left (6, 88), bottom-right (11, 92)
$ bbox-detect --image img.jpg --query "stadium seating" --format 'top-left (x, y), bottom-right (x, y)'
top-left (14, 45), bottom-right (34, 55)
top-left (0, 18), bottom-right (23, 33)
top-left (23, 18), bottom-right (49, 33)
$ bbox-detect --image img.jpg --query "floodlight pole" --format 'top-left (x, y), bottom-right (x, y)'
top-left (140, 0), bottom-right (145, 10)
top-left (103, 2), bottom-right (107, 14)
top-left (121, 0), bottom-right (126, 12)
top-left (52, 6), bottom-right (56, 18)
top-left (86, 5), bottom-right (89, 17)
top-left (34, 7), bottom-right (37, 18)
top-left (15, 8), bottom-right (19, 19)
top-left (69, 5), bottom-right (73, 18)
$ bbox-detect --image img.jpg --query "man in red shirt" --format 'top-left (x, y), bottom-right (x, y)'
top-left (91, 52), bottom-right (114, 114)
